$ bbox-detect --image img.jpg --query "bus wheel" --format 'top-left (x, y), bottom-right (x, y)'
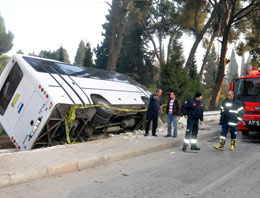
top-left (92, 113), bottom-right (110, 125)
top-left (242, 130), bottom-right (249, 136)
top-left (93, 98), bottom-right (115, 118)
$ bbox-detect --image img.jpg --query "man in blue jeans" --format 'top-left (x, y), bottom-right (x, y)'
top-left (165, 92), bottom-right (181, 138)
top-left (144, 89), bottom-right (162, 137)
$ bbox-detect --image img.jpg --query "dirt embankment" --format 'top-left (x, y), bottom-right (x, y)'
top-left (0, 134), bottom-right (15, 149)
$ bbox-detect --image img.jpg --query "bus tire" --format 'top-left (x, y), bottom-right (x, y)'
top-left (93, 98), bottom-right (115, 118)
top-left (92, 113), bottom-right (110, 125)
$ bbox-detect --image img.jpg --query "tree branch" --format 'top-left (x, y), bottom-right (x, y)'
top-left (208, 0), bottom-right (215, 8)
top-left (233, 7), bottom-right (260, 23)
top-left (232, 15), bottom-right (260, 27)
top-left (140, 18), bottom-right (160, 62)
top-left (233, 0), bottom-right (257, 19)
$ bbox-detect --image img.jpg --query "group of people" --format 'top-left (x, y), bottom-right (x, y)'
top-left (144, 89), bottom-right (244, 152)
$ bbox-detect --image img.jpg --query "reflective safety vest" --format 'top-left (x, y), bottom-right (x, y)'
top-left (220, 98), bottom-right (244, 126)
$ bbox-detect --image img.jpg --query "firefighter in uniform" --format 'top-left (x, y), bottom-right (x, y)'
top-left (182, 92), bottom-right (204, 152)
top-left (214, 91), bottom-right (244, 151)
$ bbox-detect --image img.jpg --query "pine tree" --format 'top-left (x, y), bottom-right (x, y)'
top-left (227, 49), bottom-right (239, 82)
top-left (16, 49), bottom-right (24, 54)
top-left (0, 15), bottom-right (14, 55)
top-left (74, 40), bottom-right (85, 66)
top-left (38, 50), bottom-right (58, 60)
top-left (117, 1), bottom-right (157, 87)
top-left (189, 58), bottom-right (198, 80)
top-left (94, 1), bottom-right (157, 87)
top-left (57, 47), bottom-right (70, 64)
top-left (242, 55), bottom-right (252, 76)
top-left (58, 47), bottom-right (65, 62)
top-left (83, 42), bottom-right (93, 67)
top-left (160, 34), bottom-right (188, 101)
top-left (94, 15), bottom-right (110, 70)
top-left (204, 46), bottom-right (218, 89)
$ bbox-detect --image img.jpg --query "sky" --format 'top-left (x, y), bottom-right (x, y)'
top-left (0, 0), bottom-right (112, 62)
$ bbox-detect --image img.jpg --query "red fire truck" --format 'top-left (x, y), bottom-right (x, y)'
top-left (230, 68), bottom-right (260, 135)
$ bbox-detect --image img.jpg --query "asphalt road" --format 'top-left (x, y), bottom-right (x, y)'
top-left (1, 132), bottom-right (260, 198)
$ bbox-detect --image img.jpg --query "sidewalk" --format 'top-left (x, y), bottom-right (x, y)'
top-left (0, 121), bottom-right (220, 188)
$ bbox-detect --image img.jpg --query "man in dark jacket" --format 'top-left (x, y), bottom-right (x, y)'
top-left (144, 89), bottom-right (162, 137)
top-left (182, 92), bottom-right (204, 152)
top-left (165, 91), bottom-right (181, 137)
top-left (214, 91), bottom-right (244, 151)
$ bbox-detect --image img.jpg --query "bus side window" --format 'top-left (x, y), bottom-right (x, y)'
top-left (0, 63), bottom-right (23, 115)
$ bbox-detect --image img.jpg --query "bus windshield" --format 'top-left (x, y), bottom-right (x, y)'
top-left (236, 78), bottom-right (260, 102)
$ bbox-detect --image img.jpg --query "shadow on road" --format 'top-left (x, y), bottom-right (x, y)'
top-left (240, 131), bottom-right (260, 144)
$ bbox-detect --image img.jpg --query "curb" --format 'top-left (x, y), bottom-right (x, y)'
top-left (0, 130), bottom-right (220, 188)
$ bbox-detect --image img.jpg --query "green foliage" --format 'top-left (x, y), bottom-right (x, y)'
top-left (204, 46), bottom-right (218, 89)
top-left (58, 47), bottom-right (65, 62)
top-left (177, 0), bottom-right (209, 34)
top-left (38, 47), bottom-right (70, 64)
top-left (188, 58), bottom-right (198, 80)
top-left (150, 0), bottom-right (177, 39)
top-left (94, 14), bottom-right (110, 70)
top-left (83, 42), bottom-right (93, 67)
top-left (117, 1), bottom-right (157, 87)
top-left (94, 42), bottom-right (109, 70)
top-left (160, 33), bottom-right (188, 102)
top-left (38, 50), bottom-right (58, 60)
top-left (0, 55), bottom-right (10, 73)
top-left (28, 52), bottom-right (38, 57)
top-left (227, 49), bottom-right (239, 83)
top-left (16, 49), bottom-right (24, 54)
top-left (218, 80), bottom-right (229, 109)
top-left (56, 47), bottom-right (70, 64)
top-left (146, 87), bottom-right (156, 94)
top-left (95, 1), bottom-right (157, 87)
top-left (74, 40), bottom-right (85, 66)
top-left (0, 15), bottom-right (13, 55)
top-left (181, 79), bottom-right (205, 103)
top-left (234, 2), bottom-right (260, 67)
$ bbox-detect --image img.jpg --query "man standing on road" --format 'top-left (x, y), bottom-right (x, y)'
top-left (214, 91), bottom-right (244, 151)
top-left (165, 91), bottom-right (181, 138)
top-left (144, 89), bottom-right (162, 137)
top-left (181, 92), bottom-right (204, 152)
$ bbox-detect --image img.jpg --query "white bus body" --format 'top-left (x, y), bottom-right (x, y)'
top-left (0, 54), bottom-right (150, 150)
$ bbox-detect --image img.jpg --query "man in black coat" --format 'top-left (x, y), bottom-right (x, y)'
top-left (144, 89), bottom-right (162, 137)
top-left (181, 92), bottom-right (204, 152)
top-left (214, 91), bottom-right (244, 151)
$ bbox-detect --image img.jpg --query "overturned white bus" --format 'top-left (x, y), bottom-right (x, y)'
top-left (0, 54), bottom-right (150, 150)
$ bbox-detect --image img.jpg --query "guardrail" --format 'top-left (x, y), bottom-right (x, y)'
top-left (178, 111), bottom-right (220, 127)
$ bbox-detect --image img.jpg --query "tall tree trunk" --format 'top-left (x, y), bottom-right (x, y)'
top-left (209, 1), bottom-right (233, 110)
top-left (209, 32), bottom-right (229, 110)
top-left (107, 0), bottom-right (129, 71)
top-left (199, 21), bottom-right (221, 80)
top-left (184, 6), bottom-right (217, 71)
